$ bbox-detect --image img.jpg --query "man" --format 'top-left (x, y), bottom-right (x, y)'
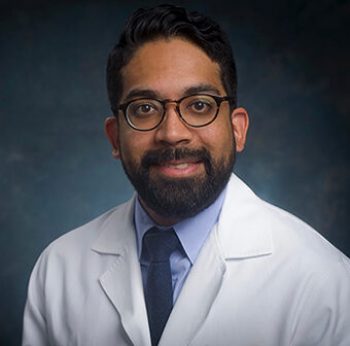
top-left (22, 4), bottom-right (350, 346)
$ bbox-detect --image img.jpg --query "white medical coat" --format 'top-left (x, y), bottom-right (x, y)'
top-left (22, 174), bottom-right (350, 345)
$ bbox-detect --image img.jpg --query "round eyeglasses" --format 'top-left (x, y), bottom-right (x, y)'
top-left (116, 94), bottom-right (234, 131)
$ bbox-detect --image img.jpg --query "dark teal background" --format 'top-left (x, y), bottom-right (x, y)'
top-left (1, 0), bottom-right (349, 344)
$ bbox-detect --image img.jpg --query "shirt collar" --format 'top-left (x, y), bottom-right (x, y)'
top-left (134, 187), bottom-right (227, 264)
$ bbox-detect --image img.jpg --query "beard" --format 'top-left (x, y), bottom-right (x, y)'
top-left (120, 143), bottom-right (236, 221)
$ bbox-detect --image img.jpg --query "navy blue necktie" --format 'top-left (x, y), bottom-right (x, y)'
top-left (142, 227), bottom-right (180, 346)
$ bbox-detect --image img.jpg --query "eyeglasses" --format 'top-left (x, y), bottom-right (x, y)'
top-left (117, 94), bottom-right (234, 131)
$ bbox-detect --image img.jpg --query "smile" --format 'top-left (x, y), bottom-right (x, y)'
top-left (153, 160), bottom-right (203, 177)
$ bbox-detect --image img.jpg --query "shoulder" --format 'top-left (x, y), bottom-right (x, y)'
top-left (262, 199), bottom-right (349, 272)
top-left (221, 174), bottom-right (350, 274)
top-left (50, 201), bottom-right (130, 250)
top-left (34, 198), bottom-right (135, 273)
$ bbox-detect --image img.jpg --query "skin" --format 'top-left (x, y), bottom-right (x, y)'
top-left (105, 38), bottom-right (249, 225)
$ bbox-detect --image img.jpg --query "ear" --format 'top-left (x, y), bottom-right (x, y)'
top-left (231, 107), bottom-right (249, 152)
top-left (104, 116), bottom-right (121, 159)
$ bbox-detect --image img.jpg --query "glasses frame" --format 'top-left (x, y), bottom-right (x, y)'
top-left (116, 94), bottom-right (235, 131)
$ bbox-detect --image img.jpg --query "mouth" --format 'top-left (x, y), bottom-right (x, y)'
top-left (141, 147), bottom-right (211, 178)
top-left (152, 159), bottom-right (203, 177)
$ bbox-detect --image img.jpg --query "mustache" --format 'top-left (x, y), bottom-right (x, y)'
top-left (141, 147), bottom-right (212, 169)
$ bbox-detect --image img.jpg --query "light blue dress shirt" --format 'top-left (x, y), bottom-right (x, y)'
top-left (134, 187), bottom-right (227, 303)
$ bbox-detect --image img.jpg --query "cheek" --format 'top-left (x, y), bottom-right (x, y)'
top-left (118, 130), bottom-right (153, 161)
top-left (199, 121), bottom-right (234, 153)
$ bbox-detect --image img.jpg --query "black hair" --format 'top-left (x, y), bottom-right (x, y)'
top-left (106, 4), bottom-right (237, 113)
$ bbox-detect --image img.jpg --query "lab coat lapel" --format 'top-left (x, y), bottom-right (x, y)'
top-left (159, 227), bottom-right (226, 346)
top-left (91, 197), bottom-right (151, 346)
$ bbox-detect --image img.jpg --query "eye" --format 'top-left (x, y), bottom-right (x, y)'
top-left (193, 101), bottom-right (207, 111)
top-left (188, 99), bottom-right (213, 114)
top-left (137, 104), bottom-right (154, 114)
top-left (129, 100), bottom-right (160, 117)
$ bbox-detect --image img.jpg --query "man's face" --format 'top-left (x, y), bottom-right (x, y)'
top-left (105, 38), bottom-right (248, 225)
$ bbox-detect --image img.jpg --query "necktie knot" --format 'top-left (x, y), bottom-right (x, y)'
top-left (143, 227), bottom-right (180, 262)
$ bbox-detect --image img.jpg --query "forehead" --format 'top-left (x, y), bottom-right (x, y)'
top-left (120, 38), bottom-right (225, 100)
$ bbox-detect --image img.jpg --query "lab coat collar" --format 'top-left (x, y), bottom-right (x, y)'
top-left (91, 195), bottom-right (137, 255)
top-left (91, 173), bottom-right (274, 259)
top-left (218, 174), bottom-right (273, 259)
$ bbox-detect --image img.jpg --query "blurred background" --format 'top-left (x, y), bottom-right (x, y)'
top-left (1, 0), bottom-right (349, 344)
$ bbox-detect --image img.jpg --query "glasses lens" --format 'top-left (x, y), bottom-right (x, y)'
top-left (126, 99), bottom-right (163, 130)
top-left (179, 95), bottom-right (218, 127)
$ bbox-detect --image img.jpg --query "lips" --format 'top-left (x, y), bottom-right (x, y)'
top-left (159, 160), bottom-right (200, 169)
top-left (154, 159), bottom-right (202, 177)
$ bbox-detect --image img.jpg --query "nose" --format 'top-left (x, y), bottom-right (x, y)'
top-left (154, 103), bottom-right (193, 146)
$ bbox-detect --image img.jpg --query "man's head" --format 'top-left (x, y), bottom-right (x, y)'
top-left (105, 5), bottom-right (249, 225)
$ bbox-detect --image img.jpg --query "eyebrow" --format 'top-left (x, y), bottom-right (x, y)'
top-left (183, 84), bottom-right (221, 97)
top-left (123, 84), bottom-right (222, 102)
